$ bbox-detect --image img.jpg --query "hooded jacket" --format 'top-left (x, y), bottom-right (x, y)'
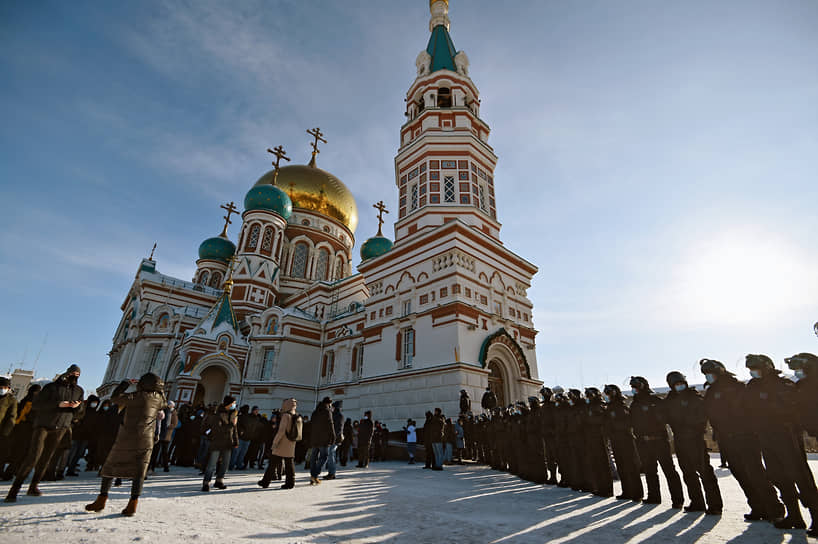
top-left (33, 373), bottom-right (84, 430)
top-left (271, 398), bottom-right (297, 458)
top-left (309, 401), bottom-right (336, 447)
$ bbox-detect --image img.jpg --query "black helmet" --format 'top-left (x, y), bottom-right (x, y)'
top-left (540, 386), bottom-right (553, 401)
top-left (745, 354), bottom-right (775, 371)
top-left (528, 396), bottom-right (541, 409)
top-left (785, 353), bottom-right (818, 374)
top-left (603, 384), bottom-right (622, 399)
top-left (629, 376), bottom-right (650, 392)
top-left (699, 358), bottom-right (728, 375)
top-left (137, 372), bottom-right (164, 393)
top-left (666, 371), bottom-right (687, 389)
top-left (584, 387), bottom-right (602, 401)
top-left (567, 388), bottom-right (582, 400)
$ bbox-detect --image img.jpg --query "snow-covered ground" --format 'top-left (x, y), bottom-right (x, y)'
top-left (1, 454), bottom-right (815, 543)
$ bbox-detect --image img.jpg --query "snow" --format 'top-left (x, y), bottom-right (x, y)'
top-left (1, 454), bottom-right (815, 543)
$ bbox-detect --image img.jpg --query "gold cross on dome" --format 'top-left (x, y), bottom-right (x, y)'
top-left (148, 242), bottom-right (157, 261)
top-left (373, 200), bottom-right (389, 236)
top-left (224, 254), bottom-right (239, 293)
top-left (307, 127), bottom-right (327, 166)
top-left (266, 145), bottom-right (290, 185)
top-left (219, 201), bottom-right (238, 237)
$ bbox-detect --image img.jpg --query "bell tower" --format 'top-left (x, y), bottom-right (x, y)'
top-left (394, 0), bottom-right (500, 244)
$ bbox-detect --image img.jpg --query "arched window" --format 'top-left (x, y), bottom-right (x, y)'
top-left (210, 272), bottom-right (222, 288)
top-left (291, 243), bottom-right (308, 278)
top-left (274, 232), bottom-right (283, 257)
top-left (247, 224), bottom-right (261, 250)
top-left (334, 256), bottom-right (344, 280)
top-left (266, 317), bottom-right (278, 335)
top-left (157, 314), bottom-right (170, 330)
top-left (199, 271), bottom-right (210, 285)
top-left (315, 248), bottom-right (329, 281)
top-left (261, 227), bottom-right (274, 255)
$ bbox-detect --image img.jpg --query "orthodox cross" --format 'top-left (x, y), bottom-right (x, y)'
top-left (266, 145), bottom-right (290, 185)
top-left (307, 127), bottom-right (326, 166)
top-left (224, 254), bottom-right (239, 292)
top-left (219, 201), bottom-right (238, 237)
top-left (373, 200), bottom-right (389, 236)
top-left (148, 243), bottom-right (157, 261)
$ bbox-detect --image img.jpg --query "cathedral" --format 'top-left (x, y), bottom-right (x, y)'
top-left (99, 1), bottom-right (542, 426)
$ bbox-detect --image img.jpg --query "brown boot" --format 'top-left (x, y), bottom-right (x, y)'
top-left (26, 484), bottom-right (42, 496)
top-left (85, 494), bottom-right (108, 512)
top-left (121, 498), bottom-right (138, 517)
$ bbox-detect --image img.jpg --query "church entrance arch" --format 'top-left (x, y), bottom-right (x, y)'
top-left (194, 365), bottom-right (228, 406)
top-left (488, 360), bottom-right (507, 408)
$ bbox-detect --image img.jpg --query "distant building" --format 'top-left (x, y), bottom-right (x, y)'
top-left (98, 1), bottom-right (542, 427)
top-left (3, 369), bottom-right (51, 401)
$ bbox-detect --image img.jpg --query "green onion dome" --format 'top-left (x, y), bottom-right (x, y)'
top-left (198, 235), bottom-right (236, 263)
top-left (244, 184), bottom-right (293, 219)
top-left (360, 235), bottom-right (393, 261)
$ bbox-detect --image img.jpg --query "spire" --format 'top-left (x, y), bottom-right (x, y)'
top-left (266, 145), bottom-right (290, 185)
top-left (426, 1), bottom-right (457, 73)
top-left (306, 127), bottom-right (326, 168)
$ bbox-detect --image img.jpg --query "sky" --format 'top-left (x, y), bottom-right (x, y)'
top-left (1, 0), bottom-right (817, 395)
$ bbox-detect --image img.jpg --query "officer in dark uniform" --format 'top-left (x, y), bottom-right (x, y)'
top-left (700, 358), bottom-right (783, 522)
top-left (553, 389), bottom-right (572, 488)
top-left (481, 387), bottom-right (497, 413)
top-left (603, 384), bottom-right (643, 501)
top-left (664, 371), bottom-right (722, 515)
top-left (745, 354), bottom-right (818, 533)
top-left (583, 387), bottom-right (613, 497)
top-left (566, 389), bottom-right (590, 492)
top-left (539, 387), bottom-right (559, 485)
top-left (629, 376), bottom-right (684, 507)
top-left (527, 397), bottom-right (547, 484)
top-left (785, 353), bottom-right (818, 439)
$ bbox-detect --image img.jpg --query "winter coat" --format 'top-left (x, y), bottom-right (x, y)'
top-left (332, 403), bottom-right (344, 445)
top-left (664, 387), bottom-right (707, 438)
top-left (237, 412), bottom-right (253, 441)
top-left (271, 399), bottom-right (297, 458)
top-left (0, 393), bottom-right (16, 437)
top-left (100, 382), bottom-right (166, 480)
top-left (702, 374), bottom-right (752, 437)
top-left (744, 373), bottom-right (798, 433)
top-left (426, 414), bottom-right (445, 443)
top-left (794, 375), bottom-right (818, 437)
top-left (629, 392), bottom-right (669, 439)
top-left (204, 406), bottom-right (238, 451)
top-left (33, 376), bottom-right (84, 430)
top-left (162, 409), bottom-right (178, 442)
top-left (454, 422), bottom-right (465, 449)
top-left (309, 403), bottom-right (336, 447)
top-left (358, 418), bottom-right (375, 445)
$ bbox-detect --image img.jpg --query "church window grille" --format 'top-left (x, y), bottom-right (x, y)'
top-left (266, 317), bottom-right (278, 335)
top-left (444, 177), bottom-right (455, 202)
top-left (479, 186), bottom-right (488, 211)
top-left (210, 272), bottom-right (222, 288)
top-left (291, 243), bottom-right (308, 278)
top-left (248, 225), bottom-right (261, 250)
top-left (334, 256), bottom-right (344, 280)
top-left (261, 348), bottom-right (275, 380)
top-left (410, 184), bottom-right (418, 210)
top-left (261, 227), bottom-right (273, 252)
top-left (315, 248), bottom-right (329, 281)
top-left (409, 168), bottom-right (419, 180)
top-left (199, 271), bottom-right (209, 285)
top-left (401, 328), bottom-right (415, 368)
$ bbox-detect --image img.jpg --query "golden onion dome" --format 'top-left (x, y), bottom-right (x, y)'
top-left (253, 164), bottom-right (358, 233)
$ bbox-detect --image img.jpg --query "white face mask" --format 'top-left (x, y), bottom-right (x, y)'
top-left (190, 415), bottom-right (196, 420)
top-left (89, 402), bottom-right (98, 408)
top-left (603, 395), bottom-right (609, 403)
top-left (673, 384), bottom-right (686, 393)
top-left (568, 400), bottom-right (574, 406)
top-left (705, 374), bottom-right (716, 384)
top-left (631, 388), bottom-right (639, 396)
top-left (0, 388), bottom-right (8, 397)
top-left (750, 370), bottom-right (762, 379)
top-left (585, 398), bottom-right (590, 404)
top-left (228, 403), bottom-right (237, 410)
top-left (794, 369), bottom-right (806, 381)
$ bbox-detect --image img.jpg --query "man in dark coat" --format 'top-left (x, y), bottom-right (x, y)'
top-left (357, 411), bottom-right (374, 468)
top-left (231, 404), bottom-right (252, 470)
top-left (745, 354), bottom-right (818, 533)
top-left (2, 383), bottom-right (40, 480)
top-left (326, 400), bottom-right (344, 478)
top-left (700, 358), bottom-right (783, 522)
top-left (5, 364), bottom-right (83, 502)
top-left (583, 388), bottom-right (613, 497)
top-left (481, 387), bottom-right (497, 412)
top-left (422, 411), bottom-right (434, 469)
top-left (786, 353), bottom-right (818, 438)
top-left (84, 373), bottom-right (166, 516)
top-left (428, 408), bottom-right (446, 471)
top-left (340, 418), bottom-right (353, 466)
top-left (308, 397), bottom-right (336, 484)
top-left (629, 376), bottom-right (684, 508)
top-left (201, 396), bottom-right (238, 492)
top-left (0, 377), bottom-right (17, 477)
top-left (664, 371), bottom-right (722, 515)
top-left (603, 384), bottom-right (643, 502)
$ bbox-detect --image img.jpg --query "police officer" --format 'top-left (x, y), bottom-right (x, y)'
top-left (552, 389), bottom-right (572, 488)
top-left (664, 371), bottom-right (722, 515)
top-left (481, 387), bottom-right (497, 413)
top-left (745, 354), bottom-right (818, 533)
top-left (700, 358), bottom-right (783, 522)
top-left (566, 389), bottom-right (589, 491)
top-left (785, 353), bottom-right (818, 440)
top-left (583, 387), bottom-right (613, 497)
top-left (539, 387), bottom-right (559, 485)
top-left (603, 384), bottom-right (643, 502)
top-left (629, 376), bottom-right (684, 507)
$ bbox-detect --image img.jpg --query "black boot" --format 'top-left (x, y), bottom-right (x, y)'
top-left (4, 481), bottom-right (22, 503)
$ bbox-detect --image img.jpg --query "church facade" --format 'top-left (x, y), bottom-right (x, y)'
top-left (98, 1), bottom-right (542, 426)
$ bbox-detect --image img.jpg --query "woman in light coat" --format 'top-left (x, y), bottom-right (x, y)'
top-left (258, 398), bottom-right (298, 489)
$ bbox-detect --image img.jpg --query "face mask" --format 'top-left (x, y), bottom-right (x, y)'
top-left (89, 402), bottom-right (98, 408)
top-left (585, 398), bottom-right (590, 404)
top-left (603, 395), bottom-right (609, 403)
top-left (67, 374), bottom-right (79, 385)
top-left (229, 403), bottom-right (237, 410)
top-left (103, 406), bottom-right (110, 411)
top-left (0, 388), bottom-right (8, 397)
top-left (705, 374), bottom-right (716, 385)
top-left (750, 370), bottom-right (762, 379)
top-left (794, 369), bottom-right (806, 381)
top-left (673, 384), bottom-right (686, 393)
top-left (631, 389), bottom-right (638, 396)
top-left (190, 415), bottom-right (196, 420)
top-left (568, 400), bottom-right (574, 406)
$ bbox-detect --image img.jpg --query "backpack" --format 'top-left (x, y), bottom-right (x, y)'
top-left (285, 413), bottom-right (303, 442)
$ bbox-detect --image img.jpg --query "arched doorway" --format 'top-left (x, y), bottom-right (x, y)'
top-left (193, 366), bottom-right (228, 407)
top-left (488, 360), bottom-right (506, 408)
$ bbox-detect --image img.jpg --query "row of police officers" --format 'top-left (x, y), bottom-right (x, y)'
top-left (466, 353), bottom-right (818, 537)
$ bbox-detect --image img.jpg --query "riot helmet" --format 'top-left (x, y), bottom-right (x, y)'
top-left (746, 354), bottom-right (776, 379)
top-left (666, 371), bottom-right (687, 391)
top-left (629, 376), bottom-right (650, 394)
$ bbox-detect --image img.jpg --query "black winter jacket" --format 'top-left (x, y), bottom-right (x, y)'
top-left (33, 376), bottom-right (84, 430)
top-left (309, 403), bottom-right (336, 447)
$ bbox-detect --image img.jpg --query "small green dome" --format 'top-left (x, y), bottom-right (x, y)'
top-left (198, 235), bottom-right (236, 263)
top-left (244, 184), bottom-right (292, 219)
top-left (360, 235), bottom-right (393, 261)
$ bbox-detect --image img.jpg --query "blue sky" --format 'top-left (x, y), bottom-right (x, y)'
top-left (2, 0), bottom-right (817, 394)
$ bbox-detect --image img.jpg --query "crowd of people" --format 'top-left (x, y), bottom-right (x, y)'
top-left (0, 351), bottom-right (816, 539)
